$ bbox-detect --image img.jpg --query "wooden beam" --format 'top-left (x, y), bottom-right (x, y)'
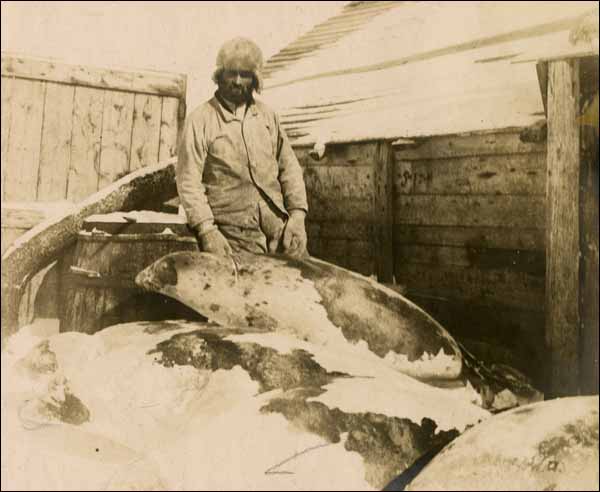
top-left (372, 141), bottom-right (394, 283)
top-left (395, 195), bottom-right (545, 229)
top-left (578, 56), bottom-right (599, 396)
top-left (1, 201), bottom-right (73, 229)
top-left (1, 52), bottom-right (186, 98)
top-left (395, 153), bottom-right (546, 196)
top-left (394, 130), bottom-right (546, 161)
top-left (394, 225), bottom-right (545, 251)
top-left (545, 59), bottom-right (581, 397)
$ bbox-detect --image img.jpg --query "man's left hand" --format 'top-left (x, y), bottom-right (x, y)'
top-left (282, 210), bottom-right (308, 258)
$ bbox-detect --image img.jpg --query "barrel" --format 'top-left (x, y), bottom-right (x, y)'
top-left (60, 211), bottom-right (202, 334)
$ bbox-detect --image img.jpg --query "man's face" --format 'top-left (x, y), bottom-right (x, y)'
top-left (219, 69), bottom-right (254, 105)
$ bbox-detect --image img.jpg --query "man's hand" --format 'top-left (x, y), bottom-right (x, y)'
top-left (282, 210), bottom-right (308, 258)
top-left (196, 227), bottom-right (233, 257)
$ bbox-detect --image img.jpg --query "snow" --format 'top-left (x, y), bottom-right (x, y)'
top-left (85, 211), bottom-right (186, 224)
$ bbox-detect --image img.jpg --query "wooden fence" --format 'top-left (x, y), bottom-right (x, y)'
top-left (295, 128), bottom-right (547, 384)
top-left (1, 52), bottom-right (187, 323)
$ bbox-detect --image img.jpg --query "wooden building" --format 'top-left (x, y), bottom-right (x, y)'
top-left (1, 53), bottom-right (187, 324)
top-left (261, 1), bottom-right (599, 391)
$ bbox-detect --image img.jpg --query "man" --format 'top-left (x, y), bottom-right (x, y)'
top-left (177, 37), bottom-right (309, 258)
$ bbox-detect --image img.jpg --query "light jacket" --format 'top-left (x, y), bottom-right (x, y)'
top-left (177, 94), bottom-right (308, 229)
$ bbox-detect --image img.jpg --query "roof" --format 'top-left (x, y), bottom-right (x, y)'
top-left (261, 1), bottom-right (599, 145)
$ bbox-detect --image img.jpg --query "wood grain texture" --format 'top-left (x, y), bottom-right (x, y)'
top-left (2, 205), bottom-right (47, 229)
top-left (545, 59), bottom-right (581, 397)
top-left (67, 86), bottom-right (104, 201)
top-left (37, 82), bottom-right (75, 200)
top-left (61, 227), bottom-right (198, 334)
top-left (307, 195), bottom-right (373, 222)
top-left (395, 195), bottom-right (545, 228)
top-left (31, 262), bottom-right (61, 319)
top-left (372, 141), bottom-right (394, 282)
top-left (1, 75), bottom-right (15, 201)
top-left (158, 97), bottom-right (180, 161)
top-left (130, 94), bottom-right (162, 170)
top-left (98, 90), bottom-right (135, 189)
top-left (2, 78), bottom-right (45, 201)
top-left (1, 53), bottom-right (186, 98)
top-left (1, 227), bottom-right (28, 255)
top-left (303, 166), bottom-right (372, 199)
top-left (296, 142), bottom-right (378, 167)
top-left (396, 244), bottom-right (545, 276)
top-left (578, 57), bottom-right (599, 396)
top-left (393, 130), bottom-right (546, 161)
top-left (394, 262), bottom-right (545, 311)
top-left (395, 153), bottom-right (546, 195)
top-left (306, 220), bottom-right (371, 240)
top-left (394, 225), bottom-right (545, 251)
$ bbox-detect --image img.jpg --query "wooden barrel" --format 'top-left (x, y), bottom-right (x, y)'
top-left (60, 211), bottom-right (202, 334)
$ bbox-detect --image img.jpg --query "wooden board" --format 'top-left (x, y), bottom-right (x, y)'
top-left (1, 201), bottom-right (74, 230)
top-left (37, 82), bottom-right (75, 200)
top-left (158, 97), bottom-right (180, 161)
top-left (395, 152), bottom-right (546, 195)
top-left (296, 142), bottom-right (378, 167)
top-left (31, 261), bottom-right (61, 319)
top-left (130, 94), bottom-right (162, 170)
top-left (306, 220), bottom-right (371, 240)
top-left (393, 130), bottom-right (546, 161)
top-left (319, 238), bottom-right (372, 258)
top-left (372, 141), bottom-right (394, 282)
top-left (2, 78), bottom-right (45, 201)
top-left (1, 75), bottom-right (15, 200)
top-left (579, 123), bottom-right (599, 395)
top-left (311, 250), bottom-right (373, 277)
top-left (394, 262), bottom-right (545, 311)
top-left (303, 166), bottom-right (373, 199)
top-left (67, 86), bottom-right (104, 201)
top-left (394, 195), bottom-right (545, 228)
top-left (1, 227), bottom-right (28, 255)
top-left (396, 244), bottom-right (545, 276)
top-left (307, 195), bottom-right (372, 222)
top-left (2, 204), bottom-right (48, 229)
top-left (579, 57), bottom-right (600, 396)
top-left (1, 53), bottom-right (186, 98)
top-left (545, 59), bottom-right (581, 397)
top-left (98, 90), bottom-right (135, 189)
top-left (24, 262), bottom-right (56, 323)
top-left (394, 225), bottom-right (545, 251)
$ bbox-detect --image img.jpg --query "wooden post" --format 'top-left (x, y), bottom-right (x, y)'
top-left (578, 56), bottom-right (599, 396)
top-left (545, 59), bottom-right (581, 397)
top-left (372, 141), bottom-right (395, 283)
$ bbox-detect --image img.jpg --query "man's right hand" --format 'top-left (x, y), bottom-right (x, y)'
top-left (197, 228), bottom-right (233, 256)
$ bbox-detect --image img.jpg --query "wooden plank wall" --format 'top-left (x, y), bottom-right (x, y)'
top-left (393, 130), bottom-right (547, 384)
top-left (294, 129), bottom-right (547, 384)
top-left (295, 143), bottom-right (379, 277)
top-left (1, 52), bottom-right (187, 325)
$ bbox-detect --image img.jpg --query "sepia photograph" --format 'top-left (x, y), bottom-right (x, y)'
top-left (1, 1), bottom-right (598, 490)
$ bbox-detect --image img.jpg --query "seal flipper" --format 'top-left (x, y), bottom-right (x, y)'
top-left (458, 342), bottom-right (543, 411)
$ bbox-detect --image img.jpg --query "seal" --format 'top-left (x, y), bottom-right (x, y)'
top-left (404, 395), bottom-right (600, 491)
top-left (136, 251), bottom-right (463, 381)
top-left (136, 251), bottom-right (543, 411)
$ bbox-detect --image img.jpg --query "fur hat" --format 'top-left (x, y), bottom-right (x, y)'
top-left (212, 37), bottom-right (264, 93)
